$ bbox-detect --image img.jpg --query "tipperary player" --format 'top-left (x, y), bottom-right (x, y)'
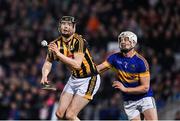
top-left (97, 31), bottom-right (158, 120)
top-left (40, 16), bottom-right (100, 120)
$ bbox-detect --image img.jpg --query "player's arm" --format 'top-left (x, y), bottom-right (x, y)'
top-left (113, 74), bottom-right (150, 94)
top-left (113, 58), bottom-right (150, 94)
top-left (97, 61), bottom-right (111, 74)
top-left (40, 55), bottom-right (52, 84)
top-left (128, 75), bottom-right (150, 93)
top-left (127, 74), bottom-right (150, 94)
top-left (48, 41), bottom-right (84, 70)
top-left (57, 51), bottom-right (84, 70)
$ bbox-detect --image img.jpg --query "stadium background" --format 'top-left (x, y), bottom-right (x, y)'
top-left (0, 0), bottom-right (180, 120)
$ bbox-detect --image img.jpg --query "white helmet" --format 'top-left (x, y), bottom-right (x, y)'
top-left (118, 31), bottom-right (137, 48)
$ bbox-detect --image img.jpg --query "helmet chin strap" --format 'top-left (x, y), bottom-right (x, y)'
top-left (120, 47), bottom-right (134, 53)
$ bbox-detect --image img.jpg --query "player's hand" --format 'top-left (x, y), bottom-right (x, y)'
top-left (48, 42), bottom-right (59, 54)
top-left (40, 77), bottom-right (56, 91)
top-left (40, 76), bottom-right (49, 85)
top-left (112, 81), bottom-right (127, 92)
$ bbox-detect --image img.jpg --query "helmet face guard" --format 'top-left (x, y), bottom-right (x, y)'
top-left (58, 16), bottom-right (76, 37)
top-left (118, 31), bottom-right (137, 53)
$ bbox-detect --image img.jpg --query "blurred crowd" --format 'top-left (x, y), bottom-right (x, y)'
top-left (0, 0), bottom-right (180, 120)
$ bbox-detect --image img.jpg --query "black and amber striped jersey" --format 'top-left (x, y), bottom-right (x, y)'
top-left (47, 33), bottom-right (98, 78)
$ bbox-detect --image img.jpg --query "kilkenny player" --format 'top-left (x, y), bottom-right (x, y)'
top-left (40, 16), bottom-right (100, 120)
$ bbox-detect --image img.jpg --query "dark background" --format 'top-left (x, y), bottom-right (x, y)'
top-left (0, 0), bottom-right (180, 120)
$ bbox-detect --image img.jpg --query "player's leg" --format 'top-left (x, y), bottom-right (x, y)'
top-left (55, 91), bottom-right (73, 119)
top-left (142, 97), bottom-right (158, 120)
top-left (65, 75), bottom-right (101, 120)
top-left (131, 115), bottom-right (141, 121)
top-left (124, 101), bottom-right (141, 121)
top-left (143, 108), bottom-right (158, 120)
top-left (55, 83), bottom-right (74, 119)
top-left (125, 110), bottom-right (141, 121)
top-left (65, 94), bottom-right (90, 120)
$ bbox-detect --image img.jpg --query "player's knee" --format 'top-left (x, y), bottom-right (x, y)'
top-left (65, 110), bottom-right (77, 120)
top-left (143, 109), bottom-right (158, 120)
top-left (55, 110), bottom-right (64, 119)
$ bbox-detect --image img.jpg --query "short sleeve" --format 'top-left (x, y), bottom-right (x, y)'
top-left (47, 51), bottom-right (54, 62)
top-left (47, 50), bottom-right (59, 62)
top-left (73, 38), bottom-right (86, 53)
top-left (47, 39), bottom-right (59, 62)
top-left (106, 54), bottom-right (115, 67)
top-left (138, 58), bottom-right (150, 77)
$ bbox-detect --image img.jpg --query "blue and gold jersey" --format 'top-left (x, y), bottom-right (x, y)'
top-left (104, 51), bottom-right (153, 101)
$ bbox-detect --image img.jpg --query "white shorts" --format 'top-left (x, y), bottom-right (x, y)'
top-left (124, 97), bottom-right (156, 120)
top-left (63, 74), bottom-right (100, 100)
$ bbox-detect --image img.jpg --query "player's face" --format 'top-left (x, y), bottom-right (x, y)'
top-left (119, 37), bottom-right (132, 50)
top-left (59, 21), bottom-right (75, 36)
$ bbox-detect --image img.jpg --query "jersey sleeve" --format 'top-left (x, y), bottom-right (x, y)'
top-left (73, 38), bottom-right (86, 53)
top-left (47, 40), bottom-right (59, 62)
top-left (47, 51), bottom-right (53, 62)
top-left (106, 54), bottom-right (115, 67)
top-left (138, 58), bottom-right (150, 77)
top-left (47, 50), bottom-right (57, 62)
